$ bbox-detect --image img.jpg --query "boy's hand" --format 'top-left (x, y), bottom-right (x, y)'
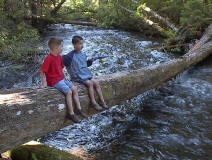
top-left (65, 76), bottom-right (69, 81)
top-left (64, 74), bottom-right (69, 81)
top-left (90, 58), bottom-right (95, 62)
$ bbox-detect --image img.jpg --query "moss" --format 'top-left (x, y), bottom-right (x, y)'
top-left (9, 144), bottom-right (82, 160)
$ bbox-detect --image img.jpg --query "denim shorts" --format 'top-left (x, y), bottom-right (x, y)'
top-left (53, 78), bottom-right (74, 95)
top-left (75, 77), bottom-right (92, 84)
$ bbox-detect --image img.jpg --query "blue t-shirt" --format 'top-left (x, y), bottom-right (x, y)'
top-left (63, 50), bottom-right (93, 82)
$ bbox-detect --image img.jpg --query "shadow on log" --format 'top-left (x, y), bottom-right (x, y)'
top-left (0, 24), bottom-right (212, 154)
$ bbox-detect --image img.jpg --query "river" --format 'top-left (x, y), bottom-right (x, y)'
top-left (5, 24), bottom-right (212, 159)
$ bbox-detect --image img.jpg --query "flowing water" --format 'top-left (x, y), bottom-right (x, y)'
top-left (3, 24), bottom-right (212, 159)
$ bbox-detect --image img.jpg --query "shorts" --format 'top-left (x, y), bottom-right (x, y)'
top-left (53, 78), bottom-right (74, 95)
top-left (76, 77), bottom-right (92, 84)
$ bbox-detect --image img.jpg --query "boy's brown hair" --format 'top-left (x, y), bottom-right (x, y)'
top-left (48, 37), bottom-right (63, 50)
top-left (72, 36), bottom-right (83, 45)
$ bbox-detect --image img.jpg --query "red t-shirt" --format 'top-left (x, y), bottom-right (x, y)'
top-left (41, 54), bottom-right (65, 86)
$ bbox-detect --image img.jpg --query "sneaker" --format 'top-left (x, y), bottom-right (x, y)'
top-left (75, 109), bottom-right (88, 118)
top-left (92, 103), bottom-right (104, 111)
top-left (99, 101), bottom-right (109, 109)
top-left (66, 114), bottom-right (81, 123)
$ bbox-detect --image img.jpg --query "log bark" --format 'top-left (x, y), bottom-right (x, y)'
top-left (188, 24), bottom-right (212, 52)
top-left (0, 25), bottom-right (212, 153)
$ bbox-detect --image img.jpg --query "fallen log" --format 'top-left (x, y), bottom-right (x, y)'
top-left (9, 142), bottom-right (83, 160)
top-left (117, 4), bottom-right (168, 37)
top-left (55, 19), bottom-right (97, 26)
top-left (131, 0), bottom-right (179, 32)
top-left (25, 17), bottom-right (97, 26)
top-left (0, 24), bottom-right (212, 153)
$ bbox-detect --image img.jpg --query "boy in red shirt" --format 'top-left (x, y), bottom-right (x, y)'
top-left (40, 37), bottom-right (87, 123)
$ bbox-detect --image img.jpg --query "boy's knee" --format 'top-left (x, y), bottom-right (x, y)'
top-left (92, 80), bottom-right (99, 87)
top-left (71, 86), bottom-right (78, 92)
top-left (66, 90), bottom-right (72, 96)
top-left (73, 86), bottom-right (78, 90)
top-left (86, 80), bottom-right (93, 87)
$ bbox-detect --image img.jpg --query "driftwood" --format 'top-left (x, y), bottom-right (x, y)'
top-left (0, 24), bottom-right (212, 153)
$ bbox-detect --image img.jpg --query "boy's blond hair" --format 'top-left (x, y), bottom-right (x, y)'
top-left (48, 37), bottom-right (63, 50)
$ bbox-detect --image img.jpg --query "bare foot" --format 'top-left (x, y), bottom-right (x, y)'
top-left (92, 103), bottom-right (104, 111)
top-left (66, 114), bottom-right (81, 123)
top-left (99, 101), bottom-right (109, 109)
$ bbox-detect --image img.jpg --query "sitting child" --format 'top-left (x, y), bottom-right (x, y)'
top-left (62, 36), bottom-right (108, 111)
top-left (40, 37), bottom-right (87, 123)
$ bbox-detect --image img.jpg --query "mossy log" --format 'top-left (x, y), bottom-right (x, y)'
top-left (9, 143), bottom-right (82, 160)
top-left (0, 24), bottom-right (212, 154)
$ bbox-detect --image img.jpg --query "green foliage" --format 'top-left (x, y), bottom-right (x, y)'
top-left (95, 4), bottom-right (119, 28)
top-left (180, 0), bottom-right (212, 29)
top-left (164, 30), bottom-right (177, 45)
top-left (32, 153), bottom-right (39, 160)
top-left (95, 0), bottom-right (146, 29)
top-left (1, 0), bottom-right (212, 63)
top-left (0, 19), bottom-right (41, 63)
top-left (159, 0), bottom-right (184, 24)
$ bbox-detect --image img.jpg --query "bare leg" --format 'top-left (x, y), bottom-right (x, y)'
top-left (92, 79), bottom-right (108, 108)
top-left (71, 86), bottom-right (88, 118)
top-left (66, 90), bottom-right (74, 115)
top-left (92, 79), bottom-right (105, 103)
top-left (85, 80), bottom-right (103, 111)
top-left (66, 89), bottom-right (81, 122)
top-left (71, 86), bottom-right (81, 110)
top-left (84, 80), bottom-right (96, 105)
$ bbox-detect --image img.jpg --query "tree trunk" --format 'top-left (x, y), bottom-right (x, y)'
top-left (3, 0), bottom-right (9, 12)
top-left (30, 0), bottom-right (37, 25)
top-left (0, 24), bottom-right (212, 154)
top-left (50, 0), bottom-right (66, 16)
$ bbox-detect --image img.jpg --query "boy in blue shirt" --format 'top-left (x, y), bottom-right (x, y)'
top-left (63, 36), bottom-right (108, 111)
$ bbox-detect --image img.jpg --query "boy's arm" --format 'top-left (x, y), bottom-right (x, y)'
top-left (40, 70), bottom-right (47, 88)
top-left (87, 59), bottom-right (94, 67)
top-left (63, 69), bottom-right (69, 80)
top-left (61, 56), bottom-right (69, 80)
